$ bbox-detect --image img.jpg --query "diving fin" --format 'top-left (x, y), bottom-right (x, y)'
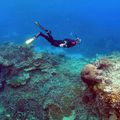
top-left (25, 37), bottom-right (36, 45)
top-left (34, 21), bottom-right (47, 32)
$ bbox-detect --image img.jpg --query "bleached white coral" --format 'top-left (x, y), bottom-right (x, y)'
top-left (103, 86), bottom-right (113, 93)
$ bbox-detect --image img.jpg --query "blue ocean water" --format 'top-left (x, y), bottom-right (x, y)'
top-left (0, 0), bottom-right (120, 57)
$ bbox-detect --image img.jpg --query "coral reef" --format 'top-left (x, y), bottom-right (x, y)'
top-left (7, 72), bottom-right (30, 88)
top-left (1, 42), bottom-right (120, 120)
top-left (80, 54), bottom-right (120, 119)
top-left (0, 42), bottom-right (89, 120)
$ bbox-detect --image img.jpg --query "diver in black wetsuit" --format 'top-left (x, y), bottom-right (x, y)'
top-left (35, 30), bottom-right (81, 48)
top-left (25, 21), bottom-right (81, 48)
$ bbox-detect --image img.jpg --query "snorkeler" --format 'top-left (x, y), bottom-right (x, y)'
top-left (25, 21), bottom-right (81, 48)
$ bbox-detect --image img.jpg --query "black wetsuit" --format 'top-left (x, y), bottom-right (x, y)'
top-left (35, 31), bottom-right (77, 48)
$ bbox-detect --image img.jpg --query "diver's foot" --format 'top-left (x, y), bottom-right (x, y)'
top-left (35, 32), bottom-right (41, 38)
top-left (45, 30), bottom-right (51, 34)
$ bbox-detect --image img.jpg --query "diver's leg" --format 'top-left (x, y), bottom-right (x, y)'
top-left (25, 32), bottom-right (49, 45)
top-left (34, 21), bottom-right (54, 40)
top-left (44, 30), bottom-right (53, 40)
top-left (35, 32), bottom-right (49, 39)
top-left (35, 32), bottom-right (55, 43)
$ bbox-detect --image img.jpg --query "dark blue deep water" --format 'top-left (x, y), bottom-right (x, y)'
top-left (0, 0), bottom-right (120, 57)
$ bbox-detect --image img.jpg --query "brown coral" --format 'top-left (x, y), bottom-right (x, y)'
top-left (95, 58), bottom-right (113, 70)
top-left (80, 57), bottom-right (120, 119)
top-left (81, 64), bottom-right (103, 86)
top-left (48, 104), bottom-right (63, 120)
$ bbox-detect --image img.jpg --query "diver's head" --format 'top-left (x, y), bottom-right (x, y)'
top-left (75, 37), bottom-right (81, 43)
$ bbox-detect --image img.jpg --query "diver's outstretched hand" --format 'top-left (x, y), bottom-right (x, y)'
top-left (76, 37), bottom-right (82, 43)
